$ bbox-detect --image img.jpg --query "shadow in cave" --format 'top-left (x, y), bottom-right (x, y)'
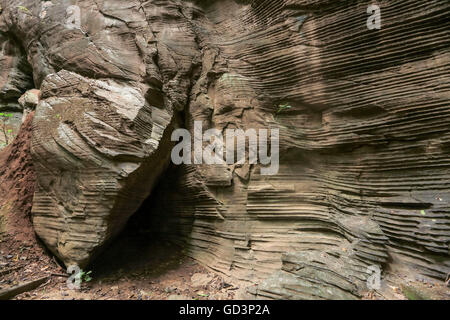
top-left (90, 164), bottom-right (194, 281)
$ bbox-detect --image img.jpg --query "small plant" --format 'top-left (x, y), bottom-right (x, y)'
top-left (17, 5), bottom-right (30, 13)
top-left (79, 270), bottom-right (93, 283)
top-left (277, 103), bottom-right (292, 114)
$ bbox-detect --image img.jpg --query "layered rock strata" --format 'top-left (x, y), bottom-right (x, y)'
top-left (0, 0), bottom-right (449, 299)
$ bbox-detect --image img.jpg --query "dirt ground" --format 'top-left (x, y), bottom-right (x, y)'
top-left (1, 205), bottom-right (449, 301)
top-left (0, 236), bottom-right (240, 300)
top-left (0, 215), bottom-right (243, 301)
top-left (1, 225), bottom-right (448, 301)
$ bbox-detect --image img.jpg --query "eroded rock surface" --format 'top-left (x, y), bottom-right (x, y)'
top-left (0, 0), bottom-right (198, 266)
top-left (137, 0), bottom-right (450, 299)
top-left (0, 27), bottom-right (33, 148)
top-left (0, 0), bottom-right (449, 299)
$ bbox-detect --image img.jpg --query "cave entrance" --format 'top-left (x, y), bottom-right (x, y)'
top-left (90, 164), bottom-right (194, 282)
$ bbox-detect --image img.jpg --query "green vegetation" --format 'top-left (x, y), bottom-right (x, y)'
top-left (0, 113), bottom-right (14, 147)
top-left (17, 6), bottom-right (30, 13)
top-left (197, 293), bottom-right (209, 297)
top-left (79, 270), bottom-right (93, 283)
top-left (276, 103), bottom-right (292, 114)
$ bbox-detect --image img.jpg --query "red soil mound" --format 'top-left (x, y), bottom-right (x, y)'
top-left (0, 112), bottom-right (36, 242)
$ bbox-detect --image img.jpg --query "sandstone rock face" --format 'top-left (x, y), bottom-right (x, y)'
top-left (137, 0), bottom-right (450, 299)
top-left (18, 89), bottom-right (39, 109)
top-left (18, 89), bottom-right (40, 122)
top-left (0, 26), bottom-right (33, 102)
top-left (0, 0), bottom-right (449, 299)
top-left (0, 27), bottom-right (33, 148)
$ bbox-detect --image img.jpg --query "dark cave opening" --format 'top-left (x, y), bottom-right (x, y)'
top-left (90, 163), bottom-right (194, 279)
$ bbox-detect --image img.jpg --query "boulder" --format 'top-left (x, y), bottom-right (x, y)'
top-left (1, 0), bottom-right (198, 267)
top-left (18, 89), bottom-right (40, 122)
top-left (18, 89), bottom-right (40, 109)
top-left (0, 0), bottom-right (449, 299)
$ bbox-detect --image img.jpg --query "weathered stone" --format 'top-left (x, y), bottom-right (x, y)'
top-left (0, 0), bottom-right (197, 267)
top-left (0, 0), bottom-right (449, 300)
top-left (137, 0), bottom-right (450, 300)
top-left (18, 89), bottom-right (40, 122)
top-left (0, 30), bottom-right (33, 103)
top-left (18, 89), bottom-right (40, 109)
top-left (0, 21), bottom-right (34, 148)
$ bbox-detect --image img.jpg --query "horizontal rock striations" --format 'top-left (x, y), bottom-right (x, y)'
top-left (0, 0), bottom-right (449, 298)
top-left (141, 0), bottom-right (450, 299)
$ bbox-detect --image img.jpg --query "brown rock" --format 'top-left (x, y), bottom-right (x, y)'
top-left (0, 0), bottom-right (449, 300)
